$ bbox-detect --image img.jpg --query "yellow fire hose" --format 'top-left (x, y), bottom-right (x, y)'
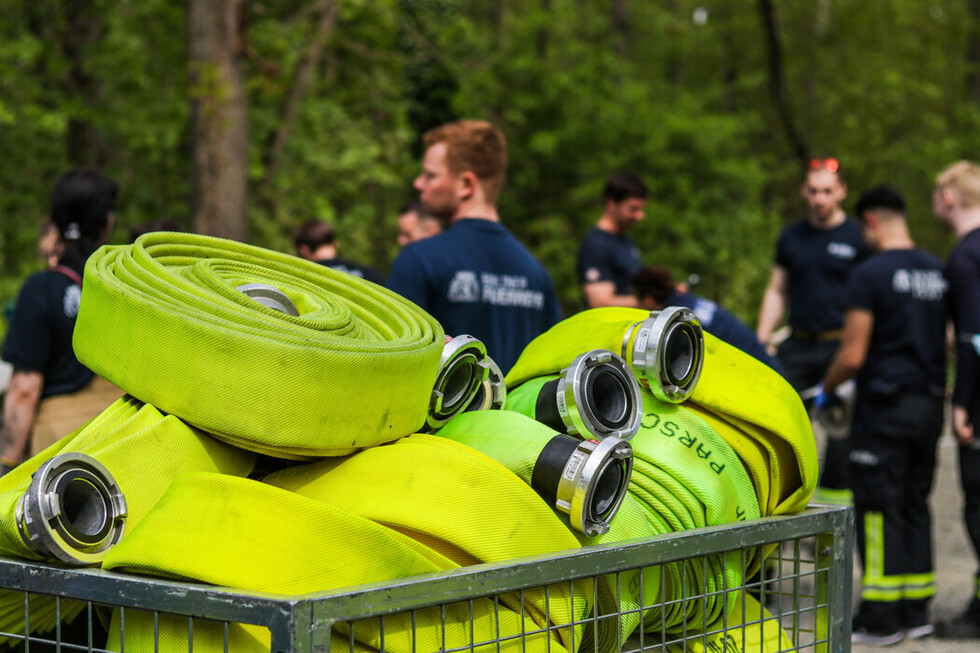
top-left (0, 396), bottom-right (255, 645)
top-left (103, 471), bottom-right (575, 653)
top-left (263, 433), bottom-right (589, 651)
top-left (72, 232), bottom-right (445, 458)
top-left (505, 307), bottom-right (817, 516)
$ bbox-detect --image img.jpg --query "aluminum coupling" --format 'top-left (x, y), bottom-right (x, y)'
top-left (535, 349), bottom-right (643, 441)
top-left (531, 434), bottom-right (633, 537)
top-left (464, 354), bottom-right (507, 413)
top-left (16, 452), bottom-right (127, 566)
top-left (236, 283), bottom-right (300, 316)
top-left (422, 335), bottom-right (491, 432)
top-left (623, 306), bottom-right (704, 403)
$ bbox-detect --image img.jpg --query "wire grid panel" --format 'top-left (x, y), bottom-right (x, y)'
top-left (0, 505), bottom-right (852, 652)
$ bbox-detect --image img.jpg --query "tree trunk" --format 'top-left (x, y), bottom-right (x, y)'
top-left (62, 0), bottom-right (106, 168)
top-left (188, 0), bottom-right (249, 241)
top-left (968, 0), bottom-right (980, 104)
top-left (758, 0), bottom-right (808, 163)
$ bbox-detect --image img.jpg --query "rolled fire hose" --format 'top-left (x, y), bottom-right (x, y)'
top-left (0, 396), bottom-right (255, 645)
top-left (506, 307), bottom-right (704, 403)
top-left (505, 308), bottom-right (817, 517)
top-left (505, 349), bottom-right (642, 441)
top-left (663, 591), bottom-right (793, 653)
top-left (103, 472), bottom-right (568, 653)
top-left (72, 232), bottom-right (445, 458)
top-left (263, 434), bottom-right (590, 651)
top-left (436, 410), bottom-right (660, 651)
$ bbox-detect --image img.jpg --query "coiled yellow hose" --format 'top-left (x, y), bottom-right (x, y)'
top-left (73, 232), bottom-right (445, 458)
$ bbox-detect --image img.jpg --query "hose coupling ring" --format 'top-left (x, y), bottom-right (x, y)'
top-left (16, 453), bottom-right (127, 566)
top-left (236, 283), bottom-right (300, 316)
top-left (623, 307), bottom-right (704, 403)
top-left (532, 435), bottom-right (634, 536)
top-left (423, 335), bottom-right (491, 432)
top-left (465, 354), bottom-right (507, 412)
top-left (536, 349), bottom-right (642, 441)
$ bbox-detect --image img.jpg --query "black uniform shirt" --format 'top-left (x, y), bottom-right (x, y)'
top-left (2, 269), bottom-right (94, 398)
top-left (947, 227), bottom-right (980, 410)
top-left (846, 248), bottom-right (948, 396)
top-left (576, 227), bottom-right (643, 305)
top-left (775, 217), bottom-right (870, 333)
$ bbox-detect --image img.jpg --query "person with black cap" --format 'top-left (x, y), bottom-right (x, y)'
top-left (0, 169), bottom-right (124, 474)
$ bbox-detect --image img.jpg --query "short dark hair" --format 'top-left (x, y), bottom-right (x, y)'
top-left (603, 171), bottom-right (648, 203)
top-left (293, 219), bottom-right (335, 251)
top-left (854, 184), bottom-right (906, 217)
top-left (50, 169), bottom-right (118, 241)
top-left (631, 265), bottom-right (675, 304)
top-left (398, 200), bottom-right (424, 216)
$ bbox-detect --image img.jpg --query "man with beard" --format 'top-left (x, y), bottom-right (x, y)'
top-left (577, 171), bottom-right (648, 308)
top-left (387, 120), bottom-right (562, 374)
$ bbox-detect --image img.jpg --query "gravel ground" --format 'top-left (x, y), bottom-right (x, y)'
top-left (849, 432), bottom-right (978, 653)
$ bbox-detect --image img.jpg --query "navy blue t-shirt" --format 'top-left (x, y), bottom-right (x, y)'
top-left (315, 257), bottom-right (385, 286)
top-left (846, 248), bottom-right (948, 396)
top-left (388, 219), bottom-right (563, 373)
top-left (947, 228), bottom-right (980, 410)
top-left (666, 290), bottom-right (785, 376)
top-left (576, 227), bottom-right (643, 304)
top-left (775, 217), bottom-right (870, 333)
top-left (2, 269), bottom-right (94, 398)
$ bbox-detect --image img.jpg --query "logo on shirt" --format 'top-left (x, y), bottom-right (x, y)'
top-left (892, 269), bottom-right (946, 300)
top-left (827, 242), bottom-right (857, 259)
top-left (448, 271), bottom-right (481, 303)
top-left (692, 298), bottom-right (718, 326)
top-left (584, 267), bottom-right (601, 282)
top-left (63, 284), bottom-right (81, 318)
top-left (446, 270), bottom-right (545, 309)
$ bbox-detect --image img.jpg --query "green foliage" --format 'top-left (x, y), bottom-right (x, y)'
top-left (1, 0), bottom-right (979, 339)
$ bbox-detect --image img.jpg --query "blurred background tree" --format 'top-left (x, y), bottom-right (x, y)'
top-left (1, 0), bottom-right (978, 331)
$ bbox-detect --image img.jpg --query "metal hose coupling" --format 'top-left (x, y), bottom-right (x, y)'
top-left (464, 354), bottom-right (507, 412)
top-left (535, 349), bottom-right (642, 441)
top-left (531, 435), bottom-right (633, 536)
top-left (422, 335), bottom-right (491, 432)
top-left (236, 283), bottom-right (300, 316)
top-left (622, 306), bottom-right (704, 403)
top-left (16, 453), bottom-right (127, 566)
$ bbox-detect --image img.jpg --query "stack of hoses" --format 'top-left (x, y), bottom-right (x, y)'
top-left (73, 232), bottom-right (446, 458)
top-left (506, 307), bottom-right (818, 518)
top-left (0, 396), bottom-right (255, 645)
top-left (501, 307), bottom-right (815, 643)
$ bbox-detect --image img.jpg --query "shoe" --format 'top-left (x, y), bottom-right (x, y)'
top-left (936, 609), bottom-right (980, 639)
top-left (851, 627), bottom-right (904, 646)
top-left (903, 623), bottom-right (934, 640)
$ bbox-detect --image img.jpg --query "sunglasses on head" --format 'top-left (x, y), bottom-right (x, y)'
top-left (808, 158), bottom-right (840, 173)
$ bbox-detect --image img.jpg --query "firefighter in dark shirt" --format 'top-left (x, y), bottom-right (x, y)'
top-left (1, 170), bottom-right (123, 474)
top-left (756, 158), bottom-right (871, 506)
top-left (819, 185), bottom-right (947, 645)
top-left (933, 160), bottom-right (980, 639)
top-left (293, 218), bottom-right (385, 285)
top-left (576, 171), bottom-right (647, 308)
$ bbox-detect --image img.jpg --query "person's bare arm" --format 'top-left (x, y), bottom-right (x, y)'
top-left (1, 370), bottom-right (43, 468)
top-left (821, 308), bottom-right (873, 393)
top-left (756, 265), bottom-right (788, 345)
top-left (582, 281), bottom-right (640, 308)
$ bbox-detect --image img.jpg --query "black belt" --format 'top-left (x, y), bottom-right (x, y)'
top-left (790, 328), bottom-right (843, 342)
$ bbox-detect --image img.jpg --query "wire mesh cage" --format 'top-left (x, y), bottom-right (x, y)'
top-left (0, 505), bottom-right (852, 653)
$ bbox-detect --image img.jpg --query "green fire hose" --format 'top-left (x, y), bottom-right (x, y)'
top-left (505, 307), bottom-right (817, 516)
top-left (0, 396), bottom-right (255, 645)
top-left (103, 471), bottom-right (575, 653)
top-left (73, 232), bottom-right (445, 458)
